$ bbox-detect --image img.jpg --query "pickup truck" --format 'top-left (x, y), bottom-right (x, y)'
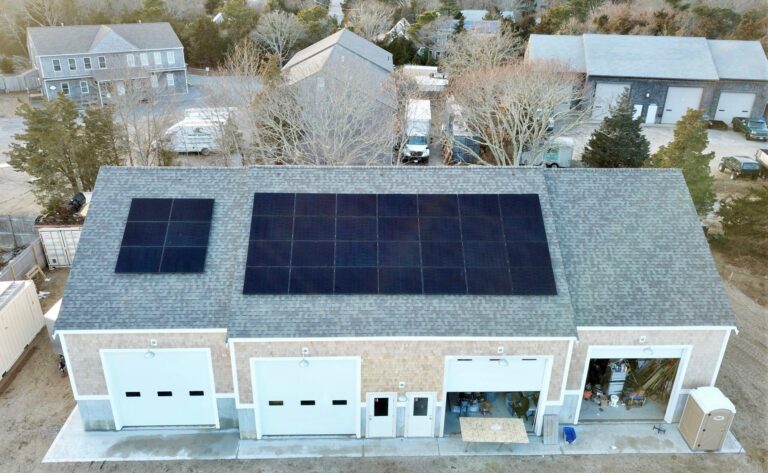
top-left (732, 117), bottom-right (768, 141)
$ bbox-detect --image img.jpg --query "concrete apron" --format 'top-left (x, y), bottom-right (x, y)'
top-left (44, 407), bottom-right (744, 462)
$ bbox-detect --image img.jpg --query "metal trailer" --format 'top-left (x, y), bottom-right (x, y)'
top-left (0, 280), bottom-right (44, 377)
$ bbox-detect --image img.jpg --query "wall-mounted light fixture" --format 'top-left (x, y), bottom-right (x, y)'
top-left (498, 358), bottom-right (509, 367)
top-left (299, 347), bottom-right (310, 367)
top-left (144, 350), bottom-right (155, 359)
top-left (398, 393), bottom-right (408, 402)
top-left (643, 347), bottom-right (654, 356)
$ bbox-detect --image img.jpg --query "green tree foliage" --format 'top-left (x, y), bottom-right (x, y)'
top-left (205, 0), bottom-right (223, 15)
top-left (0, 57), bottom-right (15, 74)
top-left (379, 36), bottom-right (417, 66)
top-left (691, 5), bottom-right (741, 39)
top-left (453, 13), bottom-right (465, 35)
top-left (183, 17), bottom-right (229, 67)
top-left (7, 97), bottom-right (123, 210)
top-left (139, 0), bottom-right (168, 23)
top-left (220, 0), bottom-right (259, 42)
top-left (582, 91), bottom-right (650, 168)
top-left (646, 109), bottom-right (715, 217)
top-left (718, 185), bottom-right (768, 260)
top-left (297, 5), bottom-right (337, 46)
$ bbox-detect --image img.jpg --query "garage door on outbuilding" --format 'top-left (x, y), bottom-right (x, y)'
top-left (714, 92), bottom-right (756, 124)
top-left (592, 83), bottom-right (630, 120)
top-left (251, 357), bottom-right (360, 438)
top-left (662, 87), bottom-right (704, 124)
top-left (101, 348), bottom-right (219, 429)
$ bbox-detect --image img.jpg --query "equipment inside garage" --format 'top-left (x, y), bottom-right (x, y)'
top-left (580, 358), bottom-right (679, 421)
top-left (442, 357), bottom-right (548, 436)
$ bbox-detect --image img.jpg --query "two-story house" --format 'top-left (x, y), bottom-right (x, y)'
top-left (27, 22), bottom-right (187, 107)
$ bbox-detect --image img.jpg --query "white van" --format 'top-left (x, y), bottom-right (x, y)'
top-left (164, 118), bottom-right (220, 155)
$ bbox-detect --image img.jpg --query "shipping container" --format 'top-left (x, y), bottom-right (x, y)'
top-left (0, 281), bottom-right (44, 377)
top-left (38, 226), bottom-right (82, 268)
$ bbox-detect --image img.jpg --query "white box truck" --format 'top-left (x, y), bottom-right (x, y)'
top-left (164, 118), bottom-right (221, 155)
top-left (402, 99), bottom-right (431, 164)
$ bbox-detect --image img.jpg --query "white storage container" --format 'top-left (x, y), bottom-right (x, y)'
top-left (0, 281), bottom-right (44, 377)
top-left (44, 299), bottom-right (62, 355)
top-left (38, 226), bottom-right (82, 268)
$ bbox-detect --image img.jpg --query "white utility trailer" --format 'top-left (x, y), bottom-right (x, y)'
top-left (0, 281), bottom-right (44, 377)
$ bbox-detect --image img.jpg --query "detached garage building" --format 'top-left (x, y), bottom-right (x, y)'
top-left (54, 167), bottom-right (736, 440)
top-left (525, 34), bottom-right (768, 124)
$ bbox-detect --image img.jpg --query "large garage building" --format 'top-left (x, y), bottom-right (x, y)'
top-left (55, 167), bottom-right (736, 439)
top-left (525, 34), bottom-right (768, 124)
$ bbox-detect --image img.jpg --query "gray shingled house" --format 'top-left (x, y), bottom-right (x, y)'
top-left (526, 34), bottom-right (768, 124)
top-left (54, 166), bottom-right (736, 441)
top-left (27, 23), bottom-right (187, 107)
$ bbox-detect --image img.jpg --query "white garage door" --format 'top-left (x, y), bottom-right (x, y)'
top-left (714, 92), bottom-right (756, 124)
top-left (445, 356), bottom-right (548, 392)
top-left (662, 87), bottom-right (703, 124)
top-left (252, 357), bottom-right (359, 437)
top-left (101, 349), bottom-right (218, 429)
top-left (592, 83), bottom-right (630, 120)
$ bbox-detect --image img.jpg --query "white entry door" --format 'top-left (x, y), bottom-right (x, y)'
top-left (592, 83), bottom-right (630, 120)
top-left (366, 392), bottom-right (396, 438)
top-left (252, 357), bottom-right (360, 437)
top-left (714, 92), bottom-right (756, 124)
top-left (101, 349), bottom-right (218, 430)
top-left (404, 392), bottom-right (435, 437)
top-left (662, 87), bottom-right (703, 124)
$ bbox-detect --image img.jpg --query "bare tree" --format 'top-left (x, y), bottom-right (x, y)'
top-left (447, 60), bottom-right (589, 166)
top-left (347, 1), bottom-right (395, 41)
top-left (247, 65), bottom-right (401, 165)
top-left (251, 11), bottom-right (306, 66)
top-left (108, 76), bottom-right (181, 167)
top-left (440, 31), bottom-right (523, 77)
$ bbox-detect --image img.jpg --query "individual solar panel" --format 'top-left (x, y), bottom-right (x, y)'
top-left (243, 193), bottom-right (556, 296)
top-left (116, 198), bottom-right (214, 274)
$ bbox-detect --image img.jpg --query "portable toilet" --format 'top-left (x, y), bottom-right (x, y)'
top-left (679, 387), bottom-right (736, 451)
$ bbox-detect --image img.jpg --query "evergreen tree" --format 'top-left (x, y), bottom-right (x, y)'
top-left (582, 91), bottom-right (650, 168)
top-left (718, 185), bottom-right (768, 260)
top-left (7, 97), bottom-right (123, 211)
top-left (380, 36), bottom-right (416, 66)
top-left (647, 109), bottom-right (715, 217)
top-left (139, 0), bottom-right (168, 23)
top-left (221, 0), bottom-right (259, 43)
top-left (453, 13), bottom-right (465, 35)
top-left (184, 17), bottom-right (229, 67)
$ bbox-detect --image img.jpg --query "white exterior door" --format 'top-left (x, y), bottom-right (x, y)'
top-left (252, 357), bottom-right (360, 437)
top-left (592, 83), bottom-right (630, 120)
top-left (404, 392), bottom-right (435, 437)
top-left (662, 87), bottom-right (703, 124)
top-left (714, 92), bottom-right (756, 123)
top-left (101, 349), bottom-right (218, 429)
top-left (366, 392), bottom-right (396, 438)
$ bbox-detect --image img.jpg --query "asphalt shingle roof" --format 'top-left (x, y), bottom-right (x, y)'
top-left (27, 23), bottom-right (182, 56)
top-left (55, 167), bottom-right (736, 337)
top-left (526, 34), bottom-right (767, 82)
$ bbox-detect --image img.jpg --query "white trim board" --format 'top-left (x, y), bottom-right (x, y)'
top-left (56, 328), bottom-right (227, 336)
top-left (577, 326), bottom-right (738, 334)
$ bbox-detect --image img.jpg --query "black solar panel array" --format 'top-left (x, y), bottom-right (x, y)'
top-left (243, 193), bottom-right (556, 296)
top-left (115, 198), bottom-right (214, 273)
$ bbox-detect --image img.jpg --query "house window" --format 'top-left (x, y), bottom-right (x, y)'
top-left (83, 57), bottom-right (92, 70)
top-left (126, 54), bottom-right (135, 67)
top-left (140, 53), bottom-right (149, 67)
top-left (154, 51), bottom-right (162, 65)
top-left (52, 59), bottom-right (61, 72)
top-left (68, 58), bottom-right (76, 71)
top-left (166, 51), bottom-right (175, 65)
top-left (80, 80), bottom-right (89, 94)
top-left (98, 56), bottom-right (106, 69)
top-left (150, 75), bottom-right (158, 88)
top-left (166, 73), bottom-right (175, 88)
top-left (60, 82), bottom-right (70, 96)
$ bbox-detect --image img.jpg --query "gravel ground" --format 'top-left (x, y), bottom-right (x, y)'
top-left (0, 266), bottom-right (765, 473)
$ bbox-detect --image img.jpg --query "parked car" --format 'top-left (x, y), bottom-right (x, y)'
top-left (732, 117), bottom-right (768, 141)
top-left (718, 155), bottom-right (762, 179)
top-left (701, 114), bottom-right (728, 131)
top-left (755, 149), bottom-right (768, 178)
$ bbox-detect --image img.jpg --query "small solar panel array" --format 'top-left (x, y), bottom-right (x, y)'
top-left (242, 193), bottom-right (556, 296)
top-left (115, 198), bottom-right (214, 273)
